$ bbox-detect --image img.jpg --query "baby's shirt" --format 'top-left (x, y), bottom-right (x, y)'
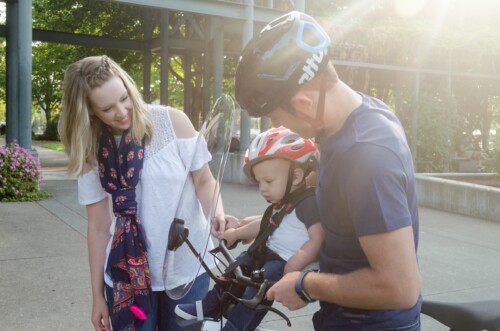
top-left (266, 195), bottom-right (320, 261)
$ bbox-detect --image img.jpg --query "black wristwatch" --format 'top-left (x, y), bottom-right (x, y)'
top-left (295, 269), bottom-right (317, 303)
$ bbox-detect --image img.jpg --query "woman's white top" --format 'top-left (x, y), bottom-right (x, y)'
top-left (78, 105), bottom-right (216, 291)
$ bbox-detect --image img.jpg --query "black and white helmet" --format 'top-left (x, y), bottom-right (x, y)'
top-left (235, 11), bottom-right (331, 117)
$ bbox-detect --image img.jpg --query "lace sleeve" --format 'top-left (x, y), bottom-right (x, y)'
top-left (144, 105), bottom-right (176, 160)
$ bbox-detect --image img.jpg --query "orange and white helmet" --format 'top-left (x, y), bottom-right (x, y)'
top-left (243, 126), bottom-right (319, 181)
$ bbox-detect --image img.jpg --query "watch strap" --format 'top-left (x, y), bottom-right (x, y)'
top-left (295, 269), bottom-right (317, 303)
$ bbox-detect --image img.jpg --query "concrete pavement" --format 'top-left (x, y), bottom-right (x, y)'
top-left (0, 144), bottom-right (499, 330)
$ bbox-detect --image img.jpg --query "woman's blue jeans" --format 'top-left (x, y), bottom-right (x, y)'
top-left (105, 272), bottom-right (210, 331)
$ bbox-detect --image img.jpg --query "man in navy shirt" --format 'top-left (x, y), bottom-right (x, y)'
top-left (234, 11), bottom-right (421, 330)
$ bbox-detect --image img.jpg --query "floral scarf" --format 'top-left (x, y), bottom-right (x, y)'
top-left (98, 127), bottom-right (152, 330)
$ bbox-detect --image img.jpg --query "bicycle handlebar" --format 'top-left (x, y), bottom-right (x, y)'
top-left (168, 218), bottom-right (291, 326)
top-left (215, 239), bottom-right (291, 326)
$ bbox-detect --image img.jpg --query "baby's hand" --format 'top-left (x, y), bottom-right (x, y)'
top-left (220, 228), bottom-right (238, 247)
top-left (211, 214), bottom-right (239, 238)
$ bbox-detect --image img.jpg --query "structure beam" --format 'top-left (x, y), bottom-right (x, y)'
top-left (107, 0), bottom-right (286, 23)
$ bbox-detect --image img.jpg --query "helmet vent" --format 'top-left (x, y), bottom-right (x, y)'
top-left (283, 137), bottom-right (298, 144)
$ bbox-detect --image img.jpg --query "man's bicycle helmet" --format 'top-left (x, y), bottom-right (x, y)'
top-left (243, 126), bottom-right (318, 182)
top-left (235, 11), bottom-right (331, 117)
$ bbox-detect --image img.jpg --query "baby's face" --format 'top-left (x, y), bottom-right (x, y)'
top-left (252, 158), bottom-right (291, 203)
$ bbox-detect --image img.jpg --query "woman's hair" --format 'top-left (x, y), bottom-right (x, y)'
top-left (59, 55), bottom-right (153, 176)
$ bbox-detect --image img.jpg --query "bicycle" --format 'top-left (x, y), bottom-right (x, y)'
top-left (167, 214), bottom-right (500, 331)
top-left (421, 299), bottom-right (500, 331)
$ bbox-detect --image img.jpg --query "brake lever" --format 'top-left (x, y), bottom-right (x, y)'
top-left (253, 304), bottom-right (292, 327)
top-left (235, 280), bottom-right (292, 327)
top-left (209, 240), bottom-right (241, 254)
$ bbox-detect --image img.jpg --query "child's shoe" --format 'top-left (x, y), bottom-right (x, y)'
top-left (175, 287), bottom-right (221, 320)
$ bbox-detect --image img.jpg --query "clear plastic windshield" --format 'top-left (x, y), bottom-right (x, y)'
top-left (163, 94), bottom-right (236, 299)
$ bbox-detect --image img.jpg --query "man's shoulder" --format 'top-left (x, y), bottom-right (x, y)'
top-left (294, 194), bottom-right (320, 226)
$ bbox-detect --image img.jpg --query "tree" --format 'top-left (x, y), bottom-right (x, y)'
top-left (30, 0), bottom-right (145, 132)
top-left (307, 0), bottom-right (500, 172)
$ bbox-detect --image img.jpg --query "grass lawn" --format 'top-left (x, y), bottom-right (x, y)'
top-left (41, 142), bottom-right (64, 151)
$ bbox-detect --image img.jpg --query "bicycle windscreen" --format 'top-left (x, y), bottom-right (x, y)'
top-left (162, 94), bottom-right (236, 300)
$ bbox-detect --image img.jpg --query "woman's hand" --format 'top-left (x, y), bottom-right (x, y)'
top-left (224, 214), bottom-right (240, 230)
top-left (91, 295), bottom-right (111, 331)
top-left (211, 214), bottom-right (239, 238)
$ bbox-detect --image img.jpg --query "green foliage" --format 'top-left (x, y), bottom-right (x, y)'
top-left (40, 143), bottom-right (64, 151)
top-left (414, 85), bottom-right (460, 172)
top-left (306, 0), bottom-right (500, 173)
top-left (37, 113), bottom-right (60, 141)
top-left (0, 143), bottom-right (52, 202)
top-left (482, 132), bottom-right (500, 173)
top-left (0, 0), bottom-right (498, 177)
top-left (28, 0), bottom-right (146, 130)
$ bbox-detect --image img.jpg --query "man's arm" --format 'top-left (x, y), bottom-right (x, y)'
top-left (267, 226), bottom-right (421, 310)
top-left (284, 222), bottom-right (324, 274)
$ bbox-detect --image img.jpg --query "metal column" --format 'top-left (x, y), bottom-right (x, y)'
top-left (17, 0), bottom-right (32, 149)
top-left (202, 18), bottom-right (211, 120)
top-left (5, 0), bottom-right (19, 145)
top-left (212, 18), bottom-right (223, 100)
top-left (5, 0), bottom-right (32, 150)
top-left (183, 55), bottom-right (192, 119)
top-left (159, 10), bottom-right (169, 105)
top-left (239, 0), bottom-right (254, 152)
top-left (142, 8), bottom-right (154, 103)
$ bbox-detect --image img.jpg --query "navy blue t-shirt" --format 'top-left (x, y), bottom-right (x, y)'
top-left (315, 93), bottom-right (421, 329)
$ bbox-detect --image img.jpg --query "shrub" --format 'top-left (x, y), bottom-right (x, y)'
top-left (0, 143), bottom-right (52, 202)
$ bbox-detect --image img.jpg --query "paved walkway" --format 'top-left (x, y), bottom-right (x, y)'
top-left (1, 144), bottom-right (499, 330)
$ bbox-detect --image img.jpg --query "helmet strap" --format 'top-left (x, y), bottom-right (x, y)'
top-left (281, 163), bottom-right (295, 204)
top-left (282, 75), bottom-right (327, 141)
top-left (314, 75), bottom-right (327, 141)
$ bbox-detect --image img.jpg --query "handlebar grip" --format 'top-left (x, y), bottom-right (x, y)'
top-left (209, 239), bottom-right (238, 255)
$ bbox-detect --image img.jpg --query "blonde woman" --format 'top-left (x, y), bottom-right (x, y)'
top-left (59, 55), bottom-right (233, 331)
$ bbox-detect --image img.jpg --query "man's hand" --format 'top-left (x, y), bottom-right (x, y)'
top-left (266, 271), bottom-right (308, 310)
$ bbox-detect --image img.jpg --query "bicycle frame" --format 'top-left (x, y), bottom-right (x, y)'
top-left (421, 299), bottom-right (500, 331)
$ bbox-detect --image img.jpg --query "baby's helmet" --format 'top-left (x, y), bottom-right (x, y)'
top-left (235, 11), bottom-right (331, 117)
top-left (243, 126), bottom-right (319, 182)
